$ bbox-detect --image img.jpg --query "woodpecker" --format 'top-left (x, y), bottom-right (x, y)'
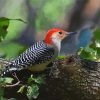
top-left (0, 28), bottom-right (75, 76)
top-left (61, 0), bottom-right (100, 54)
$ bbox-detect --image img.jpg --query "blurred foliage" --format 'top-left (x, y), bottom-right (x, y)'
top-left (93, 29), bottom-right (100, 40)
top-left (78, 28), bottom-right (100, 62)
top-left (0, 17), bottom-right (9, 42)
top-left (30, 0), bottom-right (73, 31)
top-left (0, 17), bottom-right (44, 99)
top-left (0, 17), bottom-right (23, 99)
top-left (6, 19), bottom-right (26, 41)
top-left (0, 0), bottom-right (27, 41)
top-left (17, 75), bottom-right (45, 100)
top-left (0, 0), bottom-right (99, 100)
top-left (0, 0), bottom-right (73, 98)
top-left (0, 0), bottom-right (73, 43)
top-left (0, 17), bottom-right (26, 59)
top-left (26, 75), bottom-right (44, 99)
top-left (0, 0), bottom-right (73, 58)
top-left (0, 42), bottom-right (25, 59)
top-left (0, 77), bottom-right (13, 86)
top-left (0, 77), bottom-right (13, 100)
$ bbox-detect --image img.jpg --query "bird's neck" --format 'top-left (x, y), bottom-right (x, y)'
top-left (52, 39), bottom-right (61, 54)
top-left (44, 39), bottom-right (61, 54)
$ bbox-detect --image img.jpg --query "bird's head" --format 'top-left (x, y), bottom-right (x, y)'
top-left (44, 28), bottom-right (75, 52)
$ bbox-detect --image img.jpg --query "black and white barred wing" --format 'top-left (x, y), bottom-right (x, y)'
top-left (12, 41), bottom-right (55, 70)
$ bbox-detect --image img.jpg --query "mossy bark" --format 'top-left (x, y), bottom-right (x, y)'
top-left (4, 55), bottom-right (100, 100)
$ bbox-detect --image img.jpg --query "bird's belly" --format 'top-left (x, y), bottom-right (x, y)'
top-left (27, 61), bottom-right (52, 72)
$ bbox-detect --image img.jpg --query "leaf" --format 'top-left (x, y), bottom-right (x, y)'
top-left (0, 17), bottom-right (27, 41)
top-left (3, 77), bottom-right (14, 84)
top-left (78, 46), bottom-right (98, 60)
top-left (95, 40), bottom-right (100, 48)
top-left (27, 75), bottom-right (45, 85)
top-left (17, 85), bottom-right (25, 93)
top-left (27, 75), bottom-right (34, 84)
top-left (97, 47), bottom-right (100, 55)
top-left (0, 96), bottom-right (4, 100)
top-left (0, 17), bottom-right (10, 42)
top-left (57, 55), bottom-right (65, 59)
top-left (34, 76), bottom-right (45, 85)
top-left (10, 18), bottom-right (27, 24)
top-left (0, 77), bottom-right (14, 84)
top-left (27, 84), bottom-right (39, 100)
top-left (93, 29), bottom-right (100, 40)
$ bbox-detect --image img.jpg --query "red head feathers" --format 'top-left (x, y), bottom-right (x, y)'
top-left (44, 28), bottom-right (64, 45)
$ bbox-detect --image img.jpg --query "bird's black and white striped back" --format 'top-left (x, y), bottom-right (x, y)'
top-left (1, 41), bottom-right (55, 76)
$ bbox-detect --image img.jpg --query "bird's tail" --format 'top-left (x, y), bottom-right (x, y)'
top-left (0, 58), bottom-right (12, 77)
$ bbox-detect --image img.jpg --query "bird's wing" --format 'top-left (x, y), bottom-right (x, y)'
top-left (12, 41), bottom-right (55, 70)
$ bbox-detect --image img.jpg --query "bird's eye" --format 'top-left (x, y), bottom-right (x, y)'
top-left (58, 31), bottom-right (62, 35)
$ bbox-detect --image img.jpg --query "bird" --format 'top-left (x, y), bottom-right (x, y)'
top-left (61, 0), bottom-right (100, 54)
top-left (0, 28), bottom-right (75, 76)
top-left (76, 26), bottom-right (93, 49)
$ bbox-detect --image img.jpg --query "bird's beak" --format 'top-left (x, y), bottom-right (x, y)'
top-left (65, 31), bottom-right (77, 36)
